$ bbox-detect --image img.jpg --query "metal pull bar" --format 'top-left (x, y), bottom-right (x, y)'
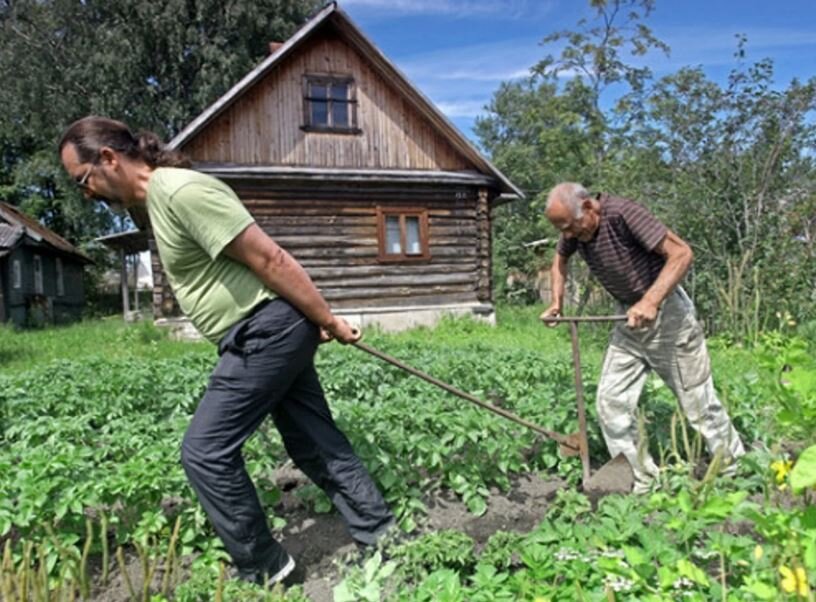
top-left (352, 341), bottom-right (580, 452)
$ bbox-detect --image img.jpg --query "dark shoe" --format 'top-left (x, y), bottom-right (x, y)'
top-left (237, 553), bottom-right (295, 586)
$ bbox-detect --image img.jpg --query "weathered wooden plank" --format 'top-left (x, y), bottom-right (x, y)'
top-left (250, 206), bottom-right (477, 219)
top-left (256, 223), bottom-right (477, 238)
top-left (256, 215), bottom-right (377, 226)
top-left (275, 236), bottom-right (378, 247)
top-left (330, 291), bottom-right (479, 309)
top-left (320, 282), bottom-right (475, 301)
top-left (256, 215), bottom-right (476, 230)
top-left (248, 206), bottom-right (377, 216)
top-left (304, 263), bottom-right (476, 278)
top-left (476, 187), bottom-right (492, 302)
top-left (182, 29), bottom-right (474, 171)
top-left (314, 272), bottom-right (475, 288)
top-left (243, 197), bottom-right (475, 208)
top-left (277, 235), bottom-right (473, 249)
top-left (287, 244), bottom-right (477, 259)
top-left (245, 199), bottom-right (476, 211)
top-left (297, 255), bottom-right (476, 268)
top-left (242, 195), bottom-right (474, 205)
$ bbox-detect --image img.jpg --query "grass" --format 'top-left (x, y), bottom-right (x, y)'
top-left (1, 305), bottom-right (758, 385)
top-left (0, 316), bottom-right (213, 374)
top-left (363, 304), bottom-right (610, 367)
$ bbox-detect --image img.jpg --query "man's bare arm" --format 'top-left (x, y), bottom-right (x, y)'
top-left (628, 229), bottom-right (693, 327)
top-left (224, 223), bottom-right (359, 343)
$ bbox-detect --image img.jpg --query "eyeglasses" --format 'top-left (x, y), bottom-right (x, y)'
top-left (75, 163), bottom-right (95, 190)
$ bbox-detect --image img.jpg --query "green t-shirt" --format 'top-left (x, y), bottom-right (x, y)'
top-left (146, 168), bottom-right (275, 344)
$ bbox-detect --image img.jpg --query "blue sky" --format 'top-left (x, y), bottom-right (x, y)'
top-left (340, 0), bottom-right (816, 141)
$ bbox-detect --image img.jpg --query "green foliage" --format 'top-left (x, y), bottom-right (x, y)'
top-left (3, 314), bottom-right (816, 598)
top-left (390, 531), bottom-right (476, 584)
top-left (790, 445), bottom-right (816, 493)
top-left (478, 0), bottom-right (816, 341)
top-left (0, 0), bottom-right (320, 243)
top-left (752, 332), bottom-right (816, 441)
top-left (333, 552), bottom-right (397, 602)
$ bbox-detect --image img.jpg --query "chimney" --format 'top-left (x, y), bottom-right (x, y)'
top-left (268, 41), bottom-right (284, 54)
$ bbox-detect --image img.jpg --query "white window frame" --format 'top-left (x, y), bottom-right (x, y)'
top-left (56, 257), bottom-right (65, 296)
top-left (33, 255), bottom-right (43, 294)
top-left (12, 259), bottom-right (21, 289)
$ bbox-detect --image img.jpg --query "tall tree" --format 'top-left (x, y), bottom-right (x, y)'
top-left (0, 0), bottom-right (321, 242)
top-left (476, 0), bottom-right (669, 303)
top-left (637, 45), bottom-right (816, 334)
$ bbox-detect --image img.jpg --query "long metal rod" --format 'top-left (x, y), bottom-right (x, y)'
top-left (352, 341), bottom-right (579, 452)
top-left (545, 315), bottom-right (626, 487)
top-left (568, 322), bottom-right (592, 487)
top-left (543, 315), bottom-right (627, 323)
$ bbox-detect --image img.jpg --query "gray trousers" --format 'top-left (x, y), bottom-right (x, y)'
top-left (180, 299), bottom-right (394, 575)
top-left (596, 289), bottom-right (745, 488)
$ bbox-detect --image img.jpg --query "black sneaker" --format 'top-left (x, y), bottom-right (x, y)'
top-left (237, 553), bottom-right (296, 586)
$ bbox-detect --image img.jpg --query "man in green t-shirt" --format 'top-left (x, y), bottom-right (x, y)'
top-left (59, 116), bottom-right (395, 585)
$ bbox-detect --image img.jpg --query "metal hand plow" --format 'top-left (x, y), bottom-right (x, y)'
top-left (543, 315), bottom-right (635, 494)
top-left (352, 316), bottom-right (636, 495)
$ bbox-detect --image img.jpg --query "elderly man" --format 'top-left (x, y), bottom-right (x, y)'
top-left (540, 182), bottom-right (745, 493)
top-left (59, 116), bottom-right (395, 584)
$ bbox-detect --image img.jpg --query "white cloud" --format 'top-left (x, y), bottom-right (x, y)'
top-left (641, 26), bottom-right (816, 73)
top-left (435, 99), bottom-right (489, 117)
top-left (389, 38), bottom-right (542, 126)
top-left (397, 37), bottom-right (541, 81)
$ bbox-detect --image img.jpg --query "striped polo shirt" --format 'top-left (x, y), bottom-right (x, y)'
top-left (557, 194), bottom-right (668, 305)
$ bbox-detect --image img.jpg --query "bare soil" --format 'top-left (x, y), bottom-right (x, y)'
top-left (85, 468), bottom-right (564, 602)
top-left (282, 470), bottom-right (565, 602)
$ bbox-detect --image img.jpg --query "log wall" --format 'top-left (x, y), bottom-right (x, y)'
top-left (151, 184), bottom-right (491, 315)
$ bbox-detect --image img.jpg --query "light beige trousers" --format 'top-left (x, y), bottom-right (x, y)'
top-left (596, 288), bottom-right (745, 489)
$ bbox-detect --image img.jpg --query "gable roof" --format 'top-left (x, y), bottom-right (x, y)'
top-left (0, 223), bottom-right (23, 249)
top-left (168, 2), bottom-right (523, 201)
top-left (0, 202), bottom-right (93, 263)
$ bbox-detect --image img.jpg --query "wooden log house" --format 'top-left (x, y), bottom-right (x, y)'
top-left (147, 2), bottom-right (523, 335)
top-left (0, 202), bottom-right (92, 327)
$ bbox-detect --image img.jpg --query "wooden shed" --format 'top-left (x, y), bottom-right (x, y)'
top-left (0, 202), bottom-right (92, 327)
top-left (149, 2), bottom-right (522, 334)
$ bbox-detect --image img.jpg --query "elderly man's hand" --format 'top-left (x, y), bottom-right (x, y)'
top-left (627, 299), bottom-right (659, 329)
top-left (539, 304), bottom-right (562, 328)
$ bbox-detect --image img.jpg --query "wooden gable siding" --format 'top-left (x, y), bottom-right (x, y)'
top-left (183, 29), bottom-right (475, 172)
top-left (225, 183), bottom-right (489, 309)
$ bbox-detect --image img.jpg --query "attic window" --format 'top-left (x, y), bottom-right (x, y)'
top-left (377, 207), bottom-right (430, 262)
top-left (302, 75), bottom-right (360, 134)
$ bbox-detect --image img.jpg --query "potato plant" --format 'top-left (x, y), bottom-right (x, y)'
top-left (0, 318), bottom-right (814, 600)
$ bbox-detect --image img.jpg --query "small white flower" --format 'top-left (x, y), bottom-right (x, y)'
top-left (673, 576), bottom-right (695, 590)
top-left (555, 548), bottom-right (581, 561)
top-left (604, 575), bottom-right (634, 592)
